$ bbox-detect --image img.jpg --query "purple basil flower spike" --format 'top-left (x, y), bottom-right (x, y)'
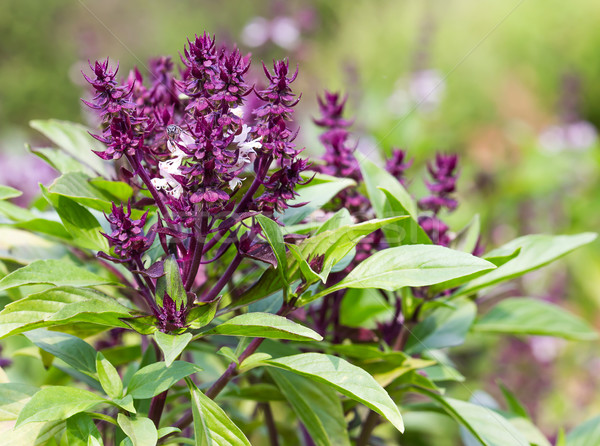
top-left (102, 202), bottom-right (153, 260)
top-left (82, 58), bottom-right (135, 119)
top-left (258, 157), bottom-right (310, 213)
top-left (418, 153), bottom-right (459, 214)
top-left (313, 91), bottom-right (353, 130)
top-left (156, 293), bottom-right (187, 333)
top-left (385, 148), bottom-right (413, 185)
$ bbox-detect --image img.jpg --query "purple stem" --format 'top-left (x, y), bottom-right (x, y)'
top-left (185, 209), bottom-right (208, 290)
top-left (173, 304), bottom-right (294, 433)
top-left (199, 252), bottom-right (243, 301)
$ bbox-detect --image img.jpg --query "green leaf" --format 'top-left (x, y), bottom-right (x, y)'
top-left (280, 178), bottom-right (356, 225)
top-left (473, 298), bottom-right (598, 341)
top-left (113, 394), bottom-right (136, 413)
top-left (0, 185), bottom-right (22, 200)
top-left (3, 420), bottom-right (65, 446)
top-left (16, 386), bottom-right (106, 427)
top-left (269, 369), bottom-right (351, 446)
top-left (566, 415), bottom-right (600, 446)
top-left (187, 299), bottom-right (220, 329)
top-left (498, 382), bottom-right (529, 419)
top-left (231, 218), bottom-right (404, 310)
top-left (157, 255), bottom-right (187, 310)
top-left (256, 215), bottom-right (288, 284)
top-left (303, 245), bottom-right (495, 304)
top-left (360, 158), bottom-right (429, 246)
top-left (29, 145), bottom-right (97, 176)
top-left (158, 427), bottom-right (181, 439)
top-left (452, 214), bottom-right (481, 254)
top-left (30, 119), bottom-right (110, 177)
top-left (405, 298), bottom-right (477, 354)
top-left (66, 413), bottom-right (104, 446)
top-left (379, 187), bottom-right (432, 245)
top-left (127, 361), bottom-right (202, 399)
top-left (0, 259), bottom-right (114, 291)
top-left (456, 233), bottom-right (597, 297)
top-left (205, 312), bottom-right (322, 341)
top-left (154, 332), bottom-right (193, 367)
top-left (339, 288), bottom-right (393, 329)
top-left (0, 202), bottom-right (73, 240)
top-left (0, 383), bottom-right (39, 421)
top-left (117, 414), bottom-right (158, 446)
top-left (264, 353), bottom-right (404, 433)
top-left (48, 172), bottom-right (117, 213)
top-left (314, 208), bottom-right (353, 234)
top-left (287, 243), bottom-right (325, 283)
top-left (421, 390), bottom-right (529, 446)
top-left (0, 286), bottom-right (131, 338)
top-left (90, 178), bottom-right (134, 203)
top-left (97, 352), bottom-right (123, 398)
top-left (25, 329), bottom-right (98, 375)
top-left (221, 384), bottom-right (285, 402)
top-left (41, 187), bottom-right (109, 251)
top-left (187, 379), bottom-right (252, 446)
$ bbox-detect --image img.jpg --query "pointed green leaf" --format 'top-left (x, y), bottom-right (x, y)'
top-left (379, 187), bottom-right (432, 245)
top-left (117, 414), bottom-right (158, 446)
top-left (187, 379), bottom-right (251, 446)
top-left (498, 382), bottom-right (529, 419)
top-left (269, 369), bottom-right (351, 446)
top-left (42, 188), bottom-right (109, 251)
top-left (256, 215), bottom-right (288, 284)
top-left (0, 185), bottom-right (22, 200)
top-left (154, 331), bottom-right (193, 367)
top-left (232, 217), bottom-right (406, 310)
top-left (264, 353), bottom-right (404, 433)
top-left (66, 413), bottom-right (103, 446)
top-left (97, 352), bottom-right (123, 398)
top-left (157, 255), bottom-right (186, 310)
top-left (452, 214), bottom-right (481, 254)
top-left (280, 178), bottom-right (356, 225)
top-left (0, 383), bottom-right (39, 421)
top-left (456, 233), bottom-right (597, 297)
top-left (0, 259), bottom-right (115, 291)
top-left (205, 313), bottom-right (322, 341)
top-left (0, 286), bottom-right (131, 339)
top-left (25, 329), bottom-right (97, 375)
top-left (29, 146), bottom-right (96, 176)
top-left (566, 415), bottom-right (600, 446)
top-left (473, 298), bottom-right (598, 341)
top-left (30, 119), bottom-right (110, 177)
top-left (127, 361), bottom-right (202, 399)
top-left (405, 298), bottom-right (477, 354)
top-left (187, 299), bottom-right (220, 329)
top-left (16, 386), bottom-right (106, 427)
top-left (420, 390), bottom-right (529, 446)
top-left (302, 245), bottom-right (495, 304)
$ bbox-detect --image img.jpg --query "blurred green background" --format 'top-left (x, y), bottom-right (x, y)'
top-left (1, 0), bottom-right (599, 442)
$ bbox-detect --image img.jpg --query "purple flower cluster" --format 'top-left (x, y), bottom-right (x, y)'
top-left (83, 33), bottom-right (309, 332)
top-left (417, 153), bottom-right (459, 246)
top-left (313, 92), bottom-right (366, 211)
top-left (308, 89), bottom-right (464, 344)
top-left (101, 203), bottom-right (153, 261)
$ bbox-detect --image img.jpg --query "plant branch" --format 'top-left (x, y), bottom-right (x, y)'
top-left (199, 251), bottom-right (243, 302)
top-left (261, 402), bottom-right (280, 446)
top-left (185, 208), bottom-right (208, 290)
top-left (356, 410), bottom-right (380, 446)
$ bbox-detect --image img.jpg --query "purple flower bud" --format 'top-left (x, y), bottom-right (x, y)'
top-left (156, 293), bottom-right (187, 332)
top-left (313, 91), bottom-right (353, 130)
top-left (418, 153), bottom-right (459, 214)
top-left (385, 148), bottom-right (413, 185)
top-left (103, 202), bottom-right (153, 260)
